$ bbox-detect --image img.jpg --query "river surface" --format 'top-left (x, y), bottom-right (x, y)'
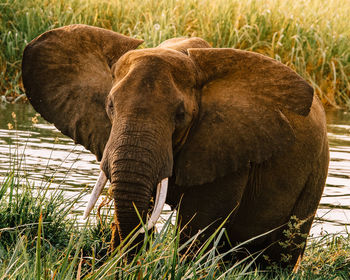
top-left (1, 103), bottom-right (349, 236)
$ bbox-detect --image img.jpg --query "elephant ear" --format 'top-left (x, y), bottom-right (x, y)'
top-left (174, 48), bottom-right (314, 186)
top-left (22, 24), bottom-right (143, 160)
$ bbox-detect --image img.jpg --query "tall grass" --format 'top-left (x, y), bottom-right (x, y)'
top-left (0, 0), bottom-right (349, 107)
top-left (0, 172), bottom-right (75, 250)
top-left (0, 167), bottom-right (259, 279)
top-left (2, 166), bottom-right (350, 279)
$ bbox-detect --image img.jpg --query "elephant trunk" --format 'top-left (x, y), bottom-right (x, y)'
top-left (105, 121), bottom-right (173, 243)
top-left (110, 170), bottom-right (153, 241)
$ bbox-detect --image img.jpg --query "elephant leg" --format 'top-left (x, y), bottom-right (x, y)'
top-left (169, 167), bottom-right (249, 252)
top-left (262, 154), bottom-right (329, 269)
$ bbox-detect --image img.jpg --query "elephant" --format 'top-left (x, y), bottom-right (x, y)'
top-left (22, 24), bottom-right (329, 268)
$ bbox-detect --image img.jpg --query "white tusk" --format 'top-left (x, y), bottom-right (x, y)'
top-left (140, 178), bottom-right (168, 233)
top-left (83, 171), bottom-right (108, 219)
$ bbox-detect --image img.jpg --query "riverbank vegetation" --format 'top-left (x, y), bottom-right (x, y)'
top-left (1, 0), bottom-right (349, 107)
top-left (1, 159), bottom-right (350, 279)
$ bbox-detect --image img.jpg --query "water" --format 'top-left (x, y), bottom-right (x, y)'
top-left (0, 103), bottom-right (349, 236)
top-left (313, 110), bottom-right (350, 236)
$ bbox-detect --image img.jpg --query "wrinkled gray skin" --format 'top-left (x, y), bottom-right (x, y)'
top-left (22, 25), bottom-right (329, 268)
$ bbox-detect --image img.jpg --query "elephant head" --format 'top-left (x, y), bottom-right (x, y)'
top-left (22, 25), bottom-right (314, 248)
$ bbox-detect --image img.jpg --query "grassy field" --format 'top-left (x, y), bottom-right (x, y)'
top-left (0, 0), bottom-right (349, 107)
top-left (1, 165), bottom-right (350, 279)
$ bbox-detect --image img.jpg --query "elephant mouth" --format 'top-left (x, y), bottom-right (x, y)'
top-left (83, 171), bottom-right (168, 232)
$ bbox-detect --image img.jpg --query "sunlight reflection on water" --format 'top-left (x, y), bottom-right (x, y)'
top-left (0, 104), bottom-right (349, 236)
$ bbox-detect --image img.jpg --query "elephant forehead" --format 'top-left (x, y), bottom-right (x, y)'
top-left (113, 49), bottom-right (197, 86)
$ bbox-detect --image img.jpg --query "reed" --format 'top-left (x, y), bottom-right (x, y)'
top-left (0, 0), bottom-right (349, 107)
top-left (0, 167), bottom-right (256, 279)
top-left (1, 165), bottom-right (350, 278)
top-left (0, 171), bottom-right (77, 250)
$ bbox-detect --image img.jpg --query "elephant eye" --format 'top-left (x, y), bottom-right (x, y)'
top-left (107, 99), bottom-right (114, 116)
top-left (175, 102), bottom-right (186, 125)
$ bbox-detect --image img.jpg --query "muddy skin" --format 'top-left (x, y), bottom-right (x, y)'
top-left (22, 24), bottom-right (329, 270)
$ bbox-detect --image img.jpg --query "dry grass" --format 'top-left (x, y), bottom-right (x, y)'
top-left (1, 0), bottom-right (349, 106)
